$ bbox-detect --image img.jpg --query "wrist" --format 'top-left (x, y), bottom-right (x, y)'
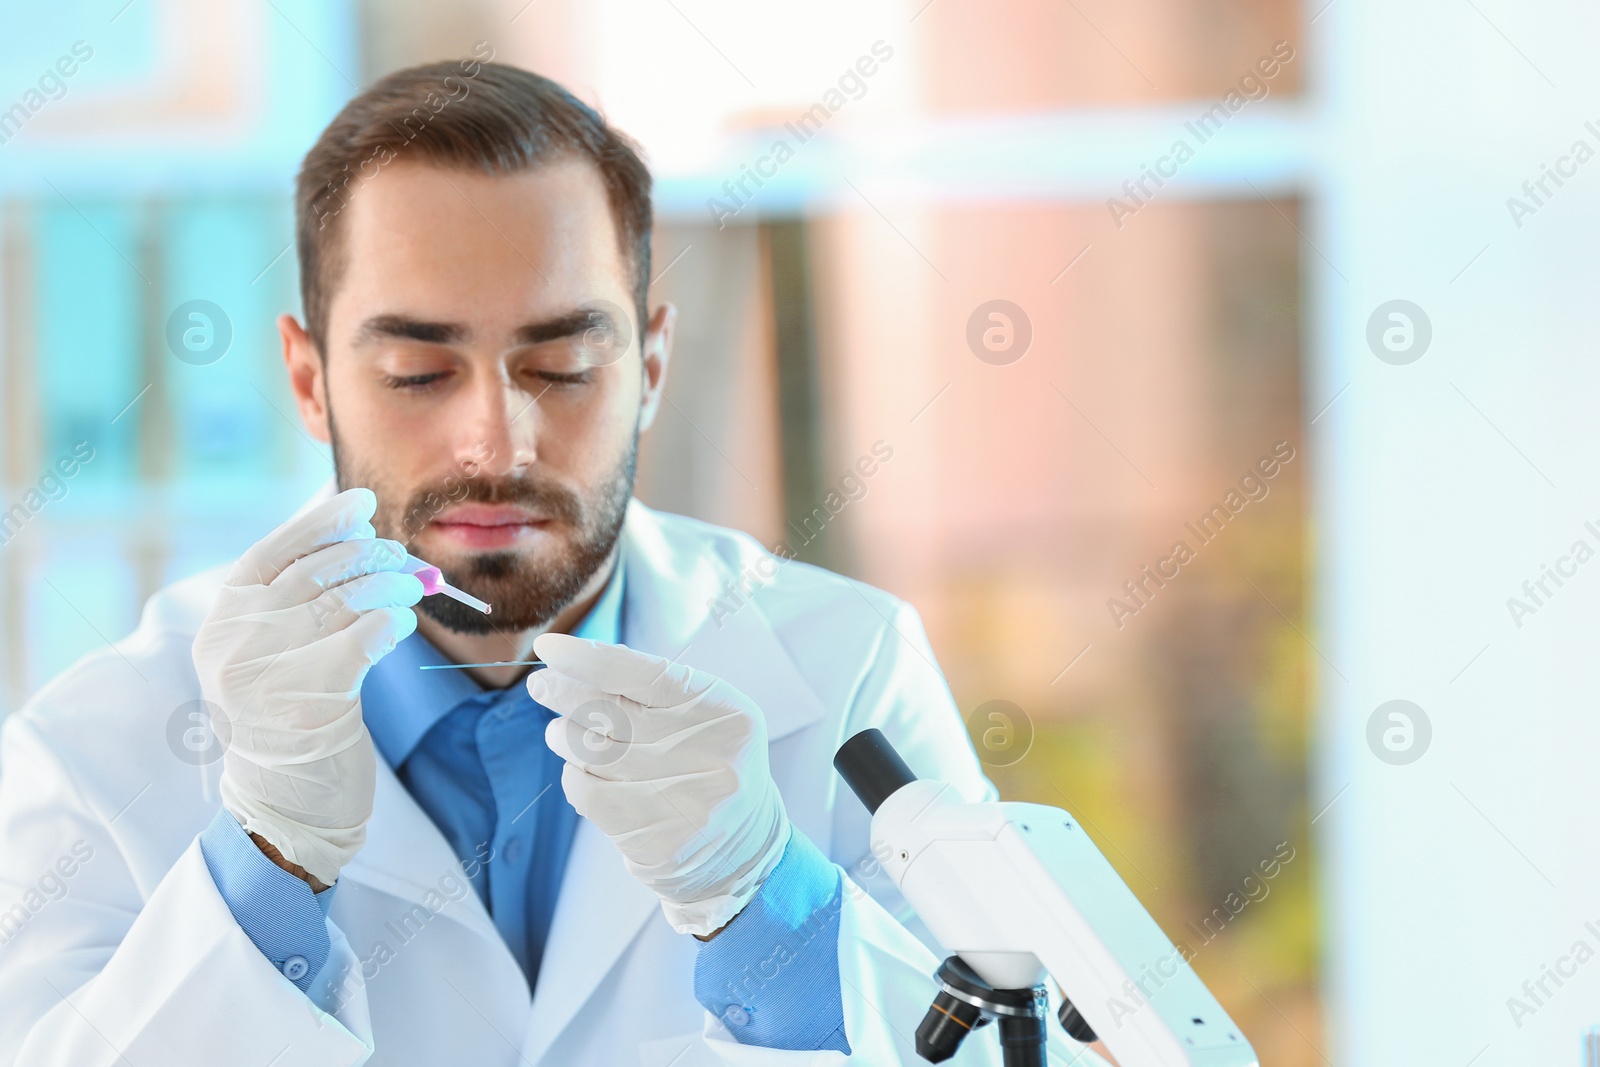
top-left (249, 830), bottom-right (333, 893)
top-left (665, 814), bottom-right (792, 938)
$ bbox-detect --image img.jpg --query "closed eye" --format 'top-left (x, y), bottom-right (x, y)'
top-left (382, 371), bottom-right (450, 390)
top-left (533, 369), bottom-right (592, 387)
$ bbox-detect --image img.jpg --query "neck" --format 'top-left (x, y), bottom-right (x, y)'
top-left (413, 542), bottom-right (620, 689)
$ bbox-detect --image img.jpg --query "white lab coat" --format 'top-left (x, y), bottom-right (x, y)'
top-left (0, 497), bottom-right (1103, 1066)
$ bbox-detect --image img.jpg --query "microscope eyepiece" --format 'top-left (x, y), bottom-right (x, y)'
top-left (833, 728), bottom-right (918, 814)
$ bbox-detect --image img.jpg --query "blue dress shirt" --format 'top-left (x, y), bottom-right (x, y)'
top-left (198, 555), bottom-right (849, 1052)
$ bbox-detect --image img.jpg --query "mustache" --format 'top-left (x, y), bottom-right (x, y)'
top-left (395, 472), bottom-right (584, 537)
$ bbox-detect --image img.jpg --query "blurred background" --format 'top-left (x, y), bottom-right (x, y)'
top-left (4, 1), bottom-right (1598, 1063)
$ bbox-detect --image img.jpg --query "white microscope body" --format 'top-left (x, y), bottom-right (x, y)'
top-left (836, 729), bottom-right (1259, 1067)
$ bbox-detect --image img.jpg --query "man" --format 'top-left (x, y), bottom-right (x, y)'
top-left (0, 60), bottom-right (1101, 1065)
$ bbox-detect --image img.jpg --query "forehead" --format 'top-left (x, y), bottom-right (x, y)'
top-left (331, 158), bottom-right (628, 333)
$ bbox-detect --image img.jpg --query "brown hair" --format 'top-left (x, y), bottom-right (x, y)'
top-left (294, 56), bottom-right (653, 354)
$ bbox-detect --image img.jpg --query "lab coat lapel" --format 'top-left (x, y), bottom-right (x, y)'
top-left (338, 754), bottom-right (523, 981)
top-left (520, 500), bottom-right (831, 1063)
top-left (520, 819), bottom-right (659, 1063)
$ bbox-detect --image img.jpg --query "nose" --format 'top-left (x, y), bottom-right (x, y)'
top-left (455, 371), bottom-right (538, 479)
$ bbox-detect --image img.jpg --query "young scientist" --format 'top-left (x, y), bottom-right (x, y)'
top-left (0, 60), bottom-right (1106, 1066)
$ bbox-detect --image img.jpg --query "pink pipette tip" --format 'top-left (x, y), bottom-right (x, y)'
top-left (404, 557), bottom-right (492, 615)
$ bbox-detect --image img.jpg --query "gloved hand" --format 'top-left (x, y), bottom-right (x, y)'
top-left (529, 633), bottom-right (792, 937)
top-left (192, 487), bottom-right (423, 888)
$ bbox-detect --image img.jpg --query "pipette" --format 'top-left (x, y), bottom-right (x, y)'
top-left (400, 554), bottom-right (493, 615)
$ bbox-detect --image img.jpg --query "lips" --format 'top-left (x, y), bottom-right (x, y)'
top-left (435, 504), bottom-right (544, 526)
top-left (429, 504), bottom-right (550, 550)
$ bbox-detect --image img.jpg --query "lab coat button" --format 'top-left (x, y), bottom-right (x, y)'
top-left (723, 1005), bottom-right (750, 1027)
top-left (282, 955), bottom-right (309, 980)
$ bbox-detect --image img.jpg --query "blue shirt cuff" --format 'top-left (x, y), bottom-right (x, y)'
top-left (692, 827), bottom-right (850, 1053)
top-left (198, 807), bottom-right (337, 994)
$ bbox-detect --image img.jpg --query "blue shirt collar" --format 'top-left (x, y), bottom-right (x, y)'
top-left (361, 553), bottom-right (627, 771)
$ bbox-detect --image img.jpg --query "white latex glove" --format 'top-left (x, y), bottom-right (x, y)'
top-left (192, 487), bottom-right (423, 887)
top-left (529, 633), bottom-right (792, 937)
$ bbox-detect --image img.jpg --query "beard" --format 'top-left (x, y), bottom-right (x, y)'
top-left (330, 417), bottom-right (636, 635)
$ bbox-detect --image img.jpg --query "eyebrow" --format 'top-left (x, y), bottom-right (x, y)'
top-left (352, 308), bottom-right (614, 349)
top-left (515, 309), bottom-right (609, 346)
top-left (354, 315), bottom-right (463, 346)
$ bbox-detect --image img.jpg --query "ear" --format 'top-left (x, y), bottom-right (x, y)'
top-left (279, 313), bottom-right (332, 444)
top-left (637, 302), bottom-right (676, 434)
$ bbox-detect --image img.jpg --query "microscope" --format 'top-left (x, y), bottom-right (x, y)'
top-left (834, 729), bottom-right (1259, 1067)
